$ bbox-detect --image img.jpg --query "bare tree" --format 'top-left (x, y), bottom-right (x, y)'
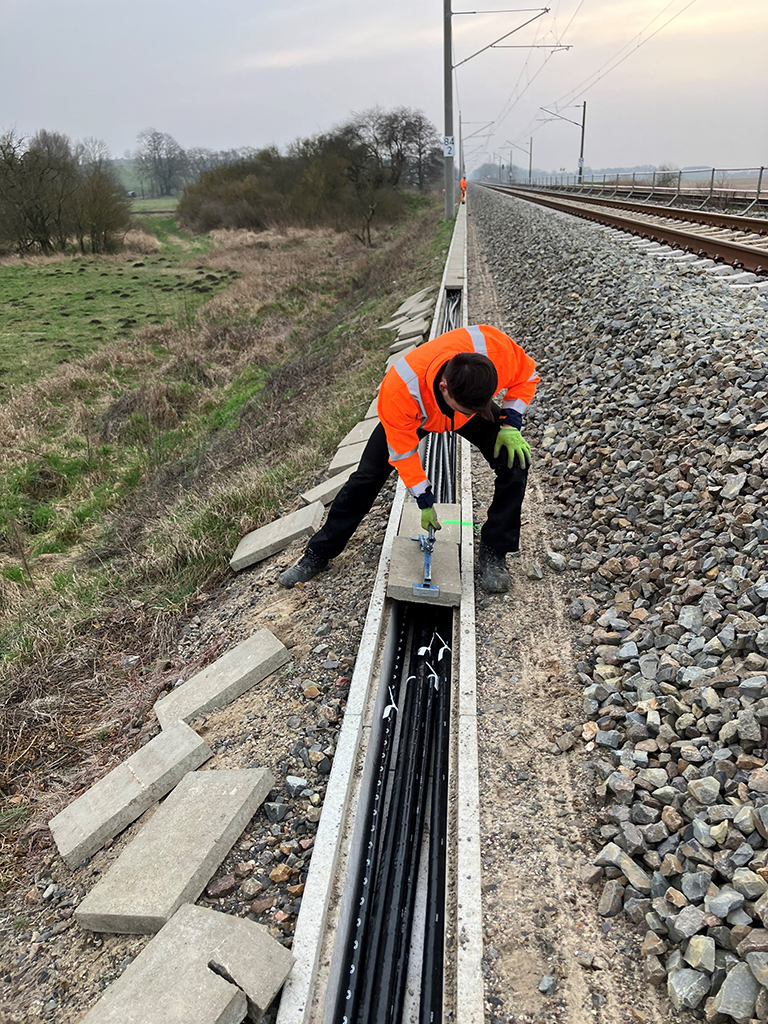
top-left (135, 128), bottom-right (187, 197)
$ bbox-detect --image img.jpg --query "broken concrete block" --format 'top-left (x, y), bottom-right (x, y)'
top-left (407, 299), bottom-right (435, 318)
top-left (328, 440), bottom-right (367, 475)
top-left (79, 902), bottom-right (294, 1024)
top-left (154, 629), bottom-right (288, 729)
top-left (386, 347), bottom-right (416, 371)
top-left (387, 535), bottom-right (461, 607)
top-left (50, 721), bottom-right (211, 869)
top-left (301, 466), bottom-right (355, 506)
top-left (229, 502), bottom-right (324, 572)
top-left (396, 318), bottom-right (430, 341)
top-left (75, 769), bottom-right (273, 934)
top-left (339, 418), bottom-right (377, 448)
top-left (398, 502), bottom-right (462, 547)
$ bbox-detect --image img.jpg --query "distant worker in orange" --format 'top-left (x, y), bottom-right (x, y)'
top-left (460, 176), bottom-right (467, 204)
top-left (279, 325), bottom-right (539, 594)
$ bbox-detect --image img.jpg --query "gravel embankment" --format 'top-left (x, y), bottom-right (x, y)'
top-left (470, 183), bottom-right (768, 1022)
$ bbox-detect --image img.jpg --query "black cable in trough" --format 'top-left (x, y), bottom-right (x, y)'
top-left (334, 605), bottom-right (413, 1024)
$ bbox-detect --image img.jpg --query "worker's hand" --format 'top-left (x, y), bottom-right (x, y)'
top-left (493, 426), bottom-right (531, 469)
top-left (421, 506), bottom-right (442, 532)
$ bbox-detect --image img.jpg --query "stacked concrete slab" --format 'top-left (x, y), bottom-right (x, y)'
top-left (76, 768), bottom-right (273, 934)
top-left (49, 721), bottom-right (212, 869)
top-left (79, 902), bottom-right (294, 1024)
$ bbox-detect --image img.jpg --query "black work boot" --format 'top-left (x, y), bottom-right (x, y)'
top-left (478, 542), bottom-right (510, 594)
top-left (278, 550), bottom-right (328, 589)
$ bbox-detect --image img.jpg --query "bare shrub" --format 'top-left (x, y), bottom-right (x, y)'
top-left (123, 228), bottom-right (161, 254)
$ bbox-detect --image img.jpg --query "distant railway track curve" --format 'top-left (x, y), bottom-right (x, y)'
top-left (482, 184), bottom-right (768, 275)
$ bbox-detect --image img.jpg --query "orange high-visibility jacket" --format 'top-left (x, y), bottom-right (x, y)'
top-left (377, 324), bottom-right (539, 495)
top-left (460, 177), bottom-right (467, 191)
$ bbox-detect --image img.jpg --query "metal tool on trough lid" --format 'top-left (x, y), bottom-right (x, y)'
top-left (411, 524), bottom-right (439, 598)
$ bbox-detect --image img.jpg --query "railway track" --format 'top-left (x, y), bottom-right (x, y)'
top-left (483, 184), bottom-right (768, 275)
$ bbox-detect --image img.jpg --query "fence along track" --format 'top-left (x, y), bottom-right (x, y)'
top-left (484, 184), bottom-right (768, 274)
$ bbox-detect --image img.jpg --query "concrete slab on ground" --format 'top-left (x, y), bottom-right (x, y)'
top-left (50, 721), bottom-right (211, 869)
top-left (328, 440), bottom-right (367, 475)
top-left (387, 535), bottom-right (461, 607)
top-left (229, 502), bottom-right (324, 572)
top-left (396, 317), bottom-right (430, 341)
top-left (393, 287), bottom-right (434, 317)
top-left (364, 395), bottom-right (380, 419)
top-left (75, 768), bottom-right (273, 934)
top-left (386, 347), bottom-right (415, 371)
top-left (377, 315), bottom-right (409, 331)
top-left (300, 466), bottom-right (355, 506)
top-left (339, 418), bottom-right (377, 448)
top-left (80, 902), bottom-right (294, 1024)
top-left (154, 628), bottom-right (288, 729)
top-left (398, 502), bottom-right (462, 547)
top-left (406, 299), bottom-right (435, 318)
top-left (390, 335), bottom-right (423, 353)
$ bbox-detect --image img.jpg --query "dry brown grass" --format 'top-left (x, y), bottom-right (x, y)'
top-left (122, 228), bottom-right (162, 254)
top-left (0, 201), bottom-right (448, 885)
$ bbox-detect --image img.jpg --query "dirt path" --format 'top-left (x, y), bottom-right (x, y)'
top-left (467, 209), bottom-right (676, 1024)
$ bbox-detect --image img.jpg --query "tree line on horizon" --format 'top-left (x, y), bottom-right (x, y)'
top-left (0, 130), bottom-right (131, 255)
top-left (0, 106), bottom-right (444, 255)
top-left (176, 107), bottom-right (444, 245)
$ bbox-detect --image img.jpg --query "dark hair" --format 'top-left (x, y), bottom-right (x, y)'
top-left (443, 352), bottom-right (498, 420)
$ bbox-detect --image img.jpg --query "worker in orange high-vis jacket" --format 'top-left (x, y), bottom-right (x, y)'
top-left (279, 324), bottom-right (539, 594)
top-left (460, 176), bottom-right (467, 203)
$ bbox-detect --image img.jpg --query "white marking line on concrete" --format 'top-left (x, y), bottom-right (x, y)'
top-left (276, 482), bottom-right (407, 1024)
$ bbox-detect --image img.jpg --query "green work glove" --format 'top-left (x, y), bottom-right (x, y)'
top-left (493, 426), bottom-right (531, 469)
top-left (421, 506), bottom-right (442, 532)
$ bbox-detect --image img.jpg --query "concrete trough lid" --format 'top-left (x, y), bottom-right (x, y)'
top-left (338, 418), bottom-right (377, 448)
top-left (386, 534), bottom-right (461, 606)
top-left (396, 317), bottom-right (430, 341)
top-left (75, 768), bottom-right (274, 935)
top-left (50, 720), bottom-right (212, 869)
top-left (230, 502), bottom-right (324, 572)
top-left (393, 286), bottom-right (434, 317)
top-left (364, 395), bottom-right (380, 420)
top-left (385, 347), bottom-right (416, 371)
top-left (328, 440), bottom-right (367, 475)
top-left (300, 466), bottom-right (355, 507)
top-left (390, 335), bottom-right (423, 354)
top-left (79, 902), bottom-right (294, 1023)
top-left (154, 628), bottom-right (288, 729)
top-left (398, 501), bottom-right (462, 547)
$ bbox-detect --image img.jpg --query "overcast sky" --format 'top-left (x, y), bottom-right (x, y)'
top-left (2, 0), bottom-right (766, 175)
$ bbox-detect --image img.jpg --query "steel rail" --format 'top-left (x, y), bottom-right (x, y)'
top-left (490, 184), bottom-right (768, 236)
top-left (484, 184), bottom-right (768, 274)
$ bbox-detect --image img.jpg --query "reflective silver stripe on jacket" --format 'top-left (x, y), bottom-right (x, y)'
top-left (393, 356), bottom-right (428, 425)
top-left (411, 478), bottom-right (432, 497)
top-left (387, 444), bottom-right (419, 463)
top-left (502, 398), bottom-right (529, 413)
top-left (466, 324), bottom-right (487, 355)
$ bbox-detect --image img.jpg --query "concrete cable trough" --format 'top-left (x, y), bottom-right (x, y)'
top-left (276, 205), bottom-right (483, 1024)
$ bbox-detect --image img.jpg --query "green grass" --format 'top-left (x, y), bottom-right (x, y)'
top-left (129, 197), bottom-right (179, 213)
top-left (0, 251), bottom-right (231, 395)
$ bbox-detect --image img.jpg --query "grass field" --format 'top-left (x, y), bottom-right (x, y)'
top-left (130, 197), bottom-right (180, 214)
top-left (0, 251), bottom-right (231, 394)
top-left (0, 199), bottom-right (452, 879)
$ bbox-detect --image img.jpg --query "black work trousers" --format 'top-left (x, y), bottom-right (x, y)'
top-left (307, 414), bottom-right (528, 561)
